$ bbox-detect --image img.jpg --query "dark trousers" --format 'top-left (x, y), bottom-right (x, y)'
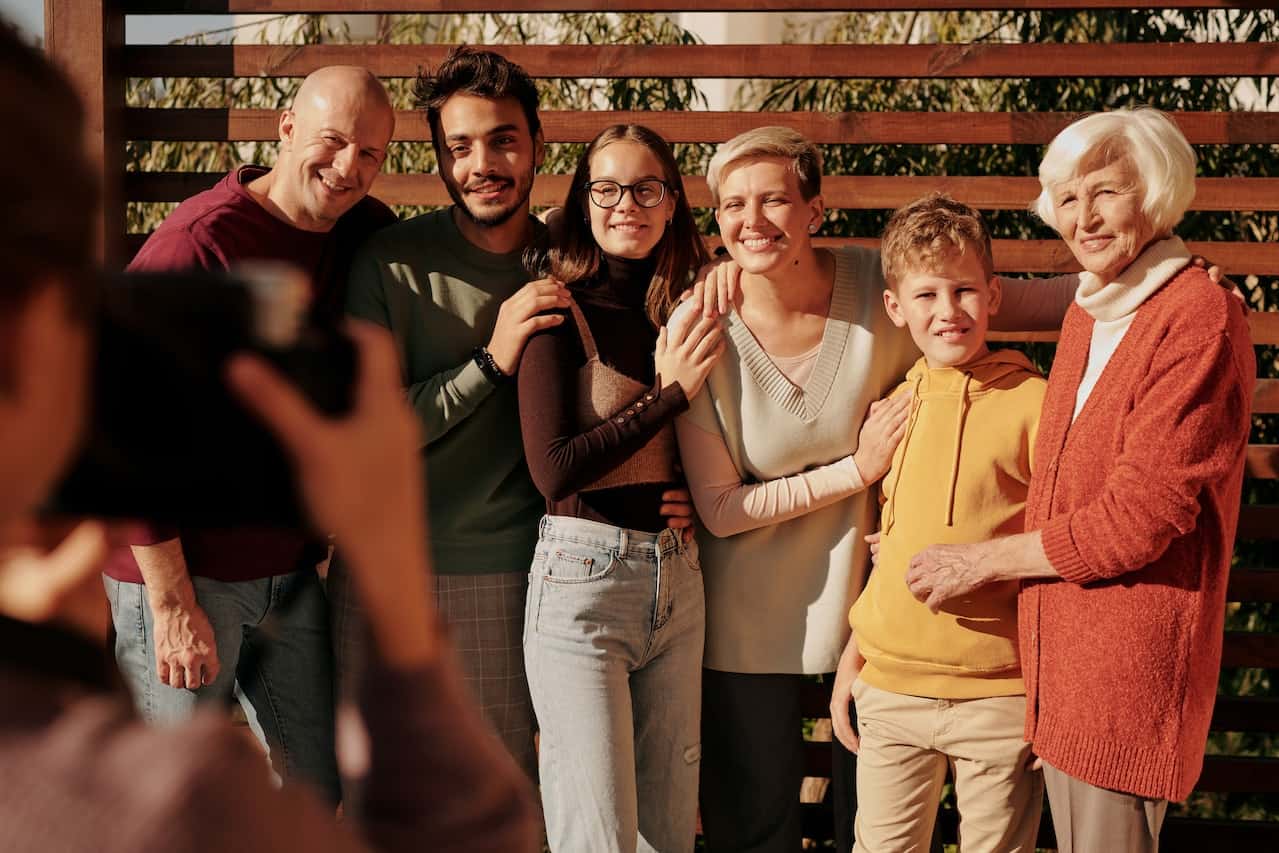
top-left (700, 669), bottom-right (857, 853)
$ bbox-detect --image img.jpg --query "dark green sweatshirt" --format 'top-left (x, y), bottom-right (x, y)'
top-left (346, 208), bottom-right (545, 575)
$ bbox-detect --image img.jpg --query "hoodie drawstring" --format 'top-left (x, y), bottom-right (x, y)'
top-left (944, 372), bottom-right (973, 527)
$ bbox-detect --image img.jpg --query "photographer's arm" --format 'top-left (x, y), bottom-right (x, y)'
top-left (227, 321), bottom-right (539, 853)
top-left (131, 536), bottom-right (220, 690)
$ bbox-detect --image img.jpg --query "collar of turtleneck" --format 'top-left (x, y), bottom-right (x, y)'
top-left (576, 252), bottom-right (657, 310)
top-left (1075, 236), bottom-right (1192, 322)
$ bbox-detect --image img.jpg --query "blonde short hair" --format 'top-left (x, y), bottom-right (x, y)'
top-left (880, 193), bottom-right (994, 288)
top-left (706, 126), bottom-right (822, 206)
top-left (1033, 107), bottom-right (1196, 237)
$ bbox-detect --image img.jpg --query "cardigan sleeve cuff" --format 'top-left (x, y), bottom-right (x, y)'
top-left (1040, 513), bottom-right (1103, 584)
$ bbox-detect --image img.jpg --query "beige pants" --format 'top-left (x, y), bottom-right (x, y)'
top-left (1043, 761), bottom-right (1167, 853)
top-left (852, 679), bottom-right (1043, 853)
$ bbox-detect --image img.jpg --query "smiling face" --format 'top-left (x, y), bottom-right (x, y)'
top-left (274, 70), bottom-right (394, 232)
top-left (1052, 157), bottom-right (1157, 282)
top-left (883, 249), bottom-right (1001, 369)
top-left (435, 93), bottom-right (542, 229)
top-left (584, 140), bottom-right (675, 260)
top-left (714, 156), bottom-right (823, 276)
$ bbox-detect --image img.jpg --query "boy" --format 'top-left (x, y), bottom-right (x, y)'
top-left (834, 193), bottom-right (1047, 852)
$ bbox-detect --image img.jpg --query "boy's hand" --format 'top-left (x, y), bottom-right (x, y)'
top-left (865, 531), bottom-right (881, 570)
top-left (852, 390), bottom-right (912, 485)
top-left (830, 633), bottom-right (865, 753)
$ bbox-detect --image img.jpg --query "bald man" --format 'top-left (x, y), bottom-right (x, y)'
top-left (101, 66), bottom-right (398, 805)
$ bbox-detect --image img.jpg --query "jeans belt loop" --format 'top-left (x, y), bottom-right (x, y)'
top-left (618, 527), bottom-right (629, 558)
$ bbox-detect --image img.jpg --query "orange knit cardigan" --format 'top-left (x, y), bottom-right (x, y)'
top-left (1020, 264), bottom-right (1255, 802)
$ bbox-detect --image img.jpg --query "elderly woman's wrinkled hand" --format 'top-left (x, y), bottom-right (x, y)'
top-left (905, 543), bottom-right (996, 614)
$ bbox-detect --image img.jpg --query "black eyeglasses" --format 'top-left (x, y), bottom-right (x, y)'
top-left (583, 179), bottom-right (670, 209)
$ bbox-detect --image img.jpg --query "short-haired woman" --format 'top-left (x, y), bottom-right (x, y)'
top-left (905, 107), bottom-right (1255, 853)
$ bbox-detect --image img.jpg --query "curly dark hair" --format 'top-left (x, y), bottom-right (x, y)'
top-left (413, 47), bottom-right (541, 159)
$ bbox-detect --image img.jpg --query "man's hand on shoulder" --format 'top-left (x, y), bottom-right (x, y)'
top-left (487, 279), bottom-right (572, 376)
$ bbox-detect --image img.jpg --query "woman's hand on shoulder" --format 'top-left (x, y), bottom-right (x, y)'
top-left (655, 314), bottom-right (725, 401)
top-left (852, 390), bottom-right (913, 485)
top-left (680, 255), bottom-right (743, 318)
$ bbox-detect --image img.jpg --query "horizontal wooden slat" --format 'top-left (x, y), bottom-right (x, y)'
top-left (1256, 379), bottom-right (1279, 414)
top-left (1221, 631), bottom-right (1279, 669)
top-left (123, 43), bottom-right (1279, 80)
top-left (800, 679), bottom-right (832, 720)
top-left (124, 108), bottom-right (1279, 146)
top-left (768, 238), bottom-right (1279, 276)
top-left (1211, 696), bottom-right (1279, 732)
top-left (1237, 505), bottom-right (1279, 540)
top-left (122, 1), bottom-right (1279, 12)
top-left (124, 172), bottom-right (1279, 212)
top-left (1246, 445), bottom-right (1279, 480)
top-left (804, 738), bottom-right (832, 778)
top-left (1249, 313), bottom-right (1279, 348)
top-left (1163, 819), bottom-right (1279, 853)
top-left (1228, 568), bottom-right (1279, 603)
top-left (118, 231), bottom-right (1279, 284)
top-left (1198, 756), bottom-right (1279, 793)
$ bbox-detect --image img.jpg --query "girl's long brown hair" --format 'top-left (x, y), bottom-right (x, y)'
top-left (547, 124), bottom-right (709, 328)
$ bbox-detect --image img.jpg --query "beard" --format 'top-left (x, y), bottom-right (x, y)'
top-left (443, 168), bottom-right (535, 229)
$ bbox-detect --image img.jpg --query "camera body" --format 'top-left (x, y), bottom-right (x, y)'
top-left (48, 267), bottom-right (356, 530)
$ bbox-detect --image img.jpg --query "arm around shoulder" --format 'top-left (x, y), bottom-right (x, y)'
top-left (675, 408), bottom-right (865, 539)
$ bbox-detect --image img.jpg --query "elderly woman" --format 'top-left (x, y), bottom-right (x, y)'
top-left (905, 107), bottom-right (1255, 853)
top-left (670, 126), bottom-right (1086, 853)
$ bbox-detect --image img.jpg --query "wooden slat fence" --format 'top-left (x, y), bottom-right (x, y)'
top-left (46, 1), bottom-right (1279, 849)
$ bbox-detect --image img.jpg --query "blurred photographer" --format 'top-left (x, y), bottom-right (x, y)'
top-left (0, 22), bottom-right (537, 853)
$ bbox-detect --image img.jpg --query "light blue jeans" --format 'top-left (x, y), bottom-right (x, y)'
top-left (525, 515), bottom-right (705, 853)
top-left (104, 571), bottom-right (339, 804)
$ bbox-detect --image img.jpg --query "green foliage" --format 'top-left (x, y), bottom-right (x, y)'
top-left (128, 13), bottom-right (709, 229)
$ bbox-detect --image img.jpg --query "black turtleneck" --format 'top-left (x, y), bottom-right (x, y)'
top-left (517, 253), bottom-right (689, 533)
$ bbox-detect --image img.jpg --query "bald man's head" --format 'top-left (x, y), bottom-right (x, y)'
top-left (270, 66), bottom-right (395, 231)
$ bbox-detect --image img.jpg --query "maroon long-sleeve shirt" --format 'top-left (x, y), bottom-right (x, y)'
top-left (100, 166), bottom-right (395, 584)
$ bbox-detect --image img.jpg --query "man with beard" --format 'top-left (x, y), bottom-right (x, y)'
top-left (337, 48), bottom-right (564, 779)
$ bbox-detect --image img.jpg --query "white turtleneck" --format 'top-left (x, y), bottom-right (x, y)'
top-left (1071, 237), bottom-right (1192, 422)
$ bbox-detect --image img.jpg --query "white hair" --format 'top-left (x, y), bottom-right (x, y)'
top-left (1033, 107), bottom-right (1196, 237)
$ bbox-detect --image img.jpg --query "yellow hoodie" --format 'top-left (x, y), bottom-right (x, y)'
top-left (849, 349), bottom-right (1045, 699)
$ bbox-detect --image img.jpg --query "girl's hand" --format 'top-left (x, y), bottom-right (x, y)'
top-left (852, 390), bottom-right (912, 485)
top-left (681, 256), bottom-right (743, 318)
top-left (655, 314), bottom-right (725, 400)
